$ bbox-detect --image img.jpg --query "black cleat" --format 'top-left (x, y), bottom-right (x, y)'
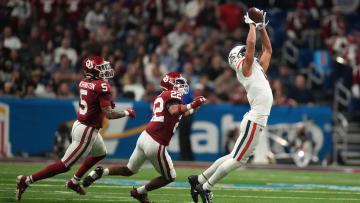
top-left (195, 184), bottom-right (213, 203)
top-left (83, 166), bottom-right (104, 187)
top-left (188, 175), bottom-right (199, 203)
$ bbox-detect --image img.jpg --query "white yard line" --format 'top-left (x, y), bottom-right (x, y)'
top-left (3, 183), bottom-right (360, 195)
top-left (0, 194), bottom-right (359, 202)
top-left (0, 197), bottom-right (132, 202)
top-left (214, 195), bottom-right (360, 201)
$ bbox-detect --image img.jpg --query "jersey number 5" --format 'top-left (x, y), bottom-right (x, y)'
top-left (79, 89), bottom-right (88, 115)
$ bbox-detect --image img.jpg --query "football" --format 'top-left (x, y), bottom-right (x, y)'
top-left (248, 7), bottom-right (263, 23)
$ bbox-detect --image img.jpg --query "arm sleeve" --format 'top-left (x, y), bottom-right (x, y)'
top-left (165, 99), bottom-right (182, 110)
top-left (99, 93), bottom-right (112, 108)
top-left (97, 82), bottom-right (112, 108)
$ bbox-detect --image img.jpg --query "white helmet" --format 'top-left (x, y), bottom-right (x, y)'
top-left (228, 45), bottom-right (246, 66)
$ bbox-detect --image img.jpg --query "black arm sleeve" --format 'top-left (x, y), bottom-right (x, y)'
top-left (166, 99), bottom-right (182, 110)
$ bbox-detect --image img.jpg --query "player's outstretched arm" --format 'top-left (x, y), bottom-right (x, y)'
top-left (168, 96), bottom-right (206, 116)
top-left (242, 23), bottom-right (256, 77)
top-left (101, 106), bottom-right (136, 119)
top-left (259, 28), bottom-right (272, 72)
top-left (183, 106), bottom-right (200, 117)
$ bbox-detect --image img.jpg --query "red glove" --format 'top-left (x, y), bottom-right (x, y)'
top-left (125, 108), bottom-right (136, 118)
top-left (190, 96), bottom-right (207, 108)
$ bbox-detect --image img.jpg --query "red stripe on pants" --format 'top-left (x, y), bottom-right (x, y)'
top-left (157, 145), bottom-right (166, 178)
top-left (68, 127), bottom-right (95, 167)
top-left (64, 126), bottom-right (89, 165)
top-left (237, 123), bottom-right (257, 161)
top-left (162, 146), bottom-right (172, 181)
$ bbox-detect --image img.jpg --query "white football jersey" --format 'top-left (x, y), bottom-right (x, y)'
top-left (229, 54), bottom-right (273, 126)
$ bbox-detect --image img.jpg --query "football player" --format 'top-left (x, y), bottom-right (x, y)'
top-left (188, 10), bottom-right (273, 203)
top-left (16, 56), bottom-right (136, 200)
top-left (83, 72), bottom-right (206, 203)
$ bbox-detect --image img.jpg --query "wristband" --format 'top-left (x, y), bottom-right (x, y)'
top-left (189, 108), bottom-right (194, 115)
top-left (124, 110), bottom-right (129, 116)
top-left (187, 104), bottom-right (192, 110)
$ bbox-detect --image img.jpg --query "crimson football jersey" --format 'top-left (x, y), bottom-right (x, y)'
top-left (146, 90), bottom-right (183, 146)
top-left (77, 78), bottom-right (112, 129)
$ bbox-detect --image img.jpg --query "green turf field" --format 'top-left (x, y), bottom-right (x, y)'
top-left (1, 162), bottom-right (360, 203)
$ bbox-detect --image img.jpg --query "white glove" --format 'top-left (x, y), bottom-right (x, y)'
top-left (257, 10), bottom-right (269, 30)
top-left (244, 12), bottom-right (262, 28)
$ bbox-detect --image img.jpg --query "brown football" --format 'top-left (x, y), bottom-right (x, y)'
top-left (248, 7), bottom-right (263, 23)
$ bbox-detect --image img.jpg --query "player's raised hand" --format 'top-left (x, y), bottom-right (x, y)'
top-left (244, 12), bottom-right (262, 28)
top-left (257, 11), bottom-right (269, 30)
top-left (191, 96), bottom-right (207, 108)
top-left (125, 108), bottom-right (136, 118)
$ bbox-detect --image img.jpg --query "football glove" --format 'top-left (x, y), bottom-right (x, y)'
top-left (257, 10), bottom-right (269, 30)
top-left (125, 108), bottom-right (136, 118)
top-left (190, 96), bottom-right (207, 108)
top-left (244, 12), bottom-right (262, 28)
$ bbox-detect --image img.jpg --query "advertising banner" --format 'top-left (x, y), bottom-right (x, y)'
top-left (0, 98), bottom-right (332, 162)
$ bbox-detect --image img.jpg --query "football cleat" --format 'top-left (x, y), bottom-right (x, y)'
top-left (130, 188), bottom-right (153, 203)
top-left (66, 180), bottom-right (86, 195)
top-left (188, 175), bottom-right (200, 203)
top-left (195, 184), bottom-right (213, 203)
top-left (16, 175), bottom-right (28, 201)
top-left (83, 166), bottom-right (104, 187)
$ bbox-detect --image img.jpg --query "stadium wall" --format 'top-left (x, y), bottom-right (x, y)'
top-left (0, 98), bottom-right (332, 162)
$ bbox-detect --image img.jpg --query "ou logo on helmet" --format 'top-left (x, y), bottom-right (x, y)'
top-left (163, 75), bottom-right (169, 82)
top-left (86, 59), bottom-right (94, 69)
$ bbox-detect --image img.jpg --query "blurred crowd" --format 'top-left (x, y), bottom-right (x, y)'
top-left (0, 0), bottom-right (359, 109)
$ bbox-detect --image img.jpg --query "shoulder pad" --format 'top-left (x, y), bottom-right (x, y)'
top-left (94, 80), bottom-right (111, 94)
top-left (161, 90), bottom-right (182, 102)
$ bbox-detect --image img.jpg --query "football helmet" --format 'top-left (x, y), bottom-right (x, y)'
top-left (161, 72), bottom-right (189, 95)
top-left (82, 56), bottom-right (114, 79)
top-left (228, 45), bottom-right (246, 65)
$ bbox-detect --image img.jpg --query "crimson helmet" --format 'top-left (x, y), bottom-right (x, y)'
top-left (82, 56), bottom-right (114, 79)
top-left (161, 72), bottom-right (189, 95)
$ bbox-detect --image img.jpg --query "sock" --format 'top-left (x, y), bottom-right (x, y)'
top-left (88, 167), bottom-right (109, 179)
top-left (198, 173), bottom-right (208, 184)
top-left (31, 161), bottom-right (69, 182)
top-left (203, 159), bottom-right (242, 190)
top-left (103, 168), bottom-right (109, 176)
top-left (75, 155), bottom-right (105, 178)
top-left (137, 185), bottom-right (148, 194)
top-left (71, 176), bottom-right (81, 184)
top-left (203, 180), bottom-right (215, 191)
top-left (198, 154), bottom-right (231, 184)
top-left (25, 176), bottom-right (33, 185)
